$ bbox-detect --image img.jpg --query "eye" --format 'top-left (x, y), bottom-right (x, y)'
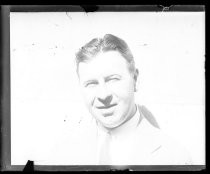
top-left (85, 81), bottom-right (98, 88)
top-left (107, 77), bottom-right (120, 82)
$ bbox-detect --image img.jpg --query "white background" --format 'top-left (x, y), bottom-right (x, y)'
top-left (10, 12), bottom-right (205, 165)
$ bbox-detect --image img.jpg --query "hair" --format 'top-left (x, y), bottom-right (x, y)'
top-left (75, 34), bottom-right (136, 75)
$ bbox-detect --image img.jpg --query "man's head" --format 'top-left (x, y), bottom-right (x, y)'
top-left (76, 34), bottom-right (139, 129)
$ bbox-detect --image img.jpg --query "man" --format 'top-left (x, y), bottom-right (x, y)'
top-left (75, 34), bottom-right (192, 165)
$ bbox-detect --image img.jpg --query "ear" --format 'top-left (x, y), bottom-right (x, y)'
top-left (134, 69), bottom-right (139, 92)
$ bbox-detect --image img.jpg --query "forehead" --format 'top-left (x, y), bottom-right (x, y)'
top-left (78, 51), bottom-right (130, 80)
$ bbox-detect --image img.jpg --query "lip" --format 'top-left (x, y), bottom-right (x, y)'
top-left (96, 103), bottom-right (117, 109)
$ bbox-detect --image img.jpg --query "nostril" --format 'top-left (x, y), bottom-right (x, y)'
top-left (98, 95), bottom-right (113, 105)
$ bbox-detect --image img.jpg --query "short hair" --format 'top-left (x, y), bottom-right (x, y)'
top-left (75, 34), bottom-right (136, 75)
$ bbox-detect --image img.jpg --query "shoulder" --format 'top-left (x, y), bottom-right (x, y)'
top-left (135, 105), bottom-right (192, 165)
top-left (152, 130), bottom-right (193, 164)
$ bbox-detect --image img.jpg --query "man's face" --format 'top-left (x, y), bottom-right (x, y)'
top-left (78, 51), bottom-right (137, 129)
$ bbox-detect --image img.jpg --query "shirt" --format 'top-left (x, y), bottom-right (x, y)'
top-left (95, 104), bottom-right (192, 165)
top-left (96, 104), bottom-right (142, 165)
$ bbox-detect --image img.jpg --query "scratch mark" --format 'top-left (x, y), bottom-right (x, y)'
top-left (151, 145), bottom-right (162, 154)
top-left (80, 5), bottom-right (99, 17)
top-left (80, 5), bottom-right (99, 13)
top-left (66, 12), bottom-right (72, 20)
top-left (140, 43), bottom-right (148, 46)
top-left (158, 5), bottom-right (174, 12)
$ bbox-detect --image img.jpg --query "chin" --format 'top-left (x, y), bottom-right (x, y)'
top-left (102, 119), bottom-right (125, 129)
top-left (92, 111), bottom-right (124, 128)
top-left (103, 124), bottom-right (118, 129)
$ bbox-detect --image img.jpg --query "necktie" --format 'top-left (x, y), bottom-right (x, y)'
top-left (98, 132), bottom-right (112, 165)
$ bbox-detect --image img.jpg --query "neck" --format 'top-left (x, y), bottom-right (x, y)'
top-left (123, 104), bottom-right (137, 125)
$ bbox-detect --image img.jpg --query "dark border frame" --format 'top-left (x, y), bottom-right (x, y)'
top-left (0, 5), bottom-right (206, 171)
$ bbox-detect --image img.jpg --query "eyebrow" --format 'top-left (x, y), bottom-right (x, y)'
top-left (105, 74), bottom-right (121, 81)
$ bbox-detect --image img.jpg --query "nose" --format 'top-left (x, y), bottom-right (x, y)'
top-left (97, 85), bottom-right (113, 106)
top-left (98, 95), bottom-right (113, 106)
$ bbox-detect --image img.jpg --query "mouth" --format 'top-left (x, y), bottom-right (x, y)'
top-left (96, 103), bottom-right (117, 109)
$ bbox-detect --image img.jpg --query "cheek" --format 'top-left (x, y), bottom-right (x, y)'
top-left (111, 80), bottom-right (135, 100)
top-left (82, 89), bottom-right (96, 107)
